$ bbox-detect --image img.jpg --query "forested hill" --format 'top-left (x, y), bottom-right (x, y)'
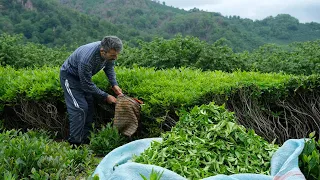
top-left (1, 0), bottom-right (320, 51)
top-left (58, 0), bottom-right (320, 51)
top-left (0, 0), bottom-right (141, 48)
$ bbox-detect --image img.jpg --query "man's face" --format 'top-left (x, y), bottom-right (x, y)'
top-left (101, 49), bottom-right (119, 61)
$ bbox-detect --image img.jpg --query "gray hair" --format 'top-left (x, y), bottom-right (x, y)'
top-left (101, 36), bottom-right (123, 52)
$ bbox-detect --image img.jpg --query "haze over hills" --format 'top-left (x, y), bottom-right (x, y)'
top-left (1, 0), bottom-right (320, 51)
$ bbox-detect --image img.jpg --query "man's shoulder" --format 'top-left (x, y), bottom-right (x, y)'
top-left (76, 41), bottom-right (101, 57)
top-left (81, 41), bottom-right (101, 49)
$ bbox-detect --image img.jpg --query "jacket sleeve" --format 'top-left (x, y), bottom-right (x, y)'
top-left (103, 60), bottom-right (118, 87)
top-left (78, 61), bottom-right (108, 99)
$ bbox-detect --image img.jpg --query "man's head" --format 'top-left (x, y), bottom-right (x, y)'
top-left (100, 36), bottom-right (123, 61)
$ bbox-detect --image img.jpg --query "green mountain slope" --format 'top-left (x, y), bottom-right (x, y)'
top-left (57, 0), bottom-right (320, 51)
top-left (0, 0), bottom-right (146, 48)
top-left (0, 0), bottom-right (319, 51)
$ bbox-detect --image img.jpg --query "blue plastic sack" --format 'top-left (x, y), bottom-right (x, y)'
top-left (93, 138), bottom-right (306, 180)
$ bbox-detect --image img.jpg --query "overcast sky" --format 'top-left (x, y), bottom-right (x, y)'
top-left (161, 0), bottom-right (320, 23)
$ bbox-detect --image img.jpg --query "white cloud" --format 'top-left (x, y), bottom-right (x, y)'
top-left (162, 0), bottom-right (320, 23)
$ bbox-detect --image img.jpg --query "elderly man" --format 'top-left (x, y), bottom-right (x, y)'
top-left (60, 36), bottom-right (123, 145)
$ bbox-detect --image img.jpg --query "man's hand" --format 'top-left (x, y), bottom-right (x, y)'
top-left (112, 85), bottom-right (123, 96)
top-left (104, 95), bottom-right (117, 104)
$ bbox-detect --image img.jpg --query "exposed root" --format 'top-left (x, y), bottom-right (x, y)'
top-left (229, 89), bottom-right (320, 144)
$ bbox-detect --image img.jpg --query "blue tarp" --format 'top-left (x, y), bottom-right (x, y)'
top-left (93, 138), bottom-right (306, 180)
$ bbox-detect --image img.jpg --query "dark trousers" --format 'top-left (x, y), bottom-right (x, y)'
top-left (60, 70), bottom-right (94, 144)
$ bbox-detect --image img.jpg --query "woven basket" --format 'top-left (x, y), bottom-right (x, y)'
top-left (113, 96), bottom-right (141, 136)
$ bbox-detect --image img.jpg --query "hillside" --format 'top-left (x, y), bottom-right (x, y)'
top-left (58, 0), bottom-right (320, 51)
top-left (0, 0), bottom-right (145, 48)
top-left (0, 0), bottom-right (320, 51)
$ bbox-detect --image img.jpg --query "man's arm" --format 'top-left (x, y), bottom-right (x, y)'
top-left (103, 61), bottom-right (118, 86)
top-left (104, 61), bottom-right (123, 95)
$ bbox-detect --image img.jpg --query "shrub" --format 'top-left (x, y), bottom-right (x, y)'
top-left (89, 123), bottom-right (128, 156)
top-left (0, 129), bottom-right (97, 179)
top-left (299, 132), bottom-right (320, 180)
top-left (0, 33), bottom-right (70, 68)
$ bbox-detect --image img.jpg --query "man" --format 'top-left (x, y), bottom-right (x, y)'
top-left (60, 36), bottom-right (123, 145)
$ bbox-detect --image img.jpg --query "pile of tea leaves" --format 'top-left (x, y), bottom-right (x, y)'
top-left (134, 103), bottom-right (278, 179)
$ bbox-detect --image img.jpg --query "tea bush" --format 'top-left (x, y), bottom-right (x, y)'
top-left (0, 129), bottom-right (97, 179)
top-left (119, 35), bottom-right (320, 75)
top-left (89, 123), bottom-right (128, 156)
top-left (299, 132), bottom-right (320, 180)
top-left (0, 33), bottom-right (70, 68)
top-left (1, 66), bottom-right (319, 141)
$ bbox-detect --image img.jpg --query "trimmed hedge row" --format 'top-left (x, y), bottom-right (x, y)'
top-left (2, 34), bottom-right (319, 76)
top-left (0, 66), bottom-right (302, 110)
top-left (119, 35), bottom-right (320, 75)
top-left (0, 65), bottom-right (298, 119)
top-left (0, 66), bottom-right (319, 140)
